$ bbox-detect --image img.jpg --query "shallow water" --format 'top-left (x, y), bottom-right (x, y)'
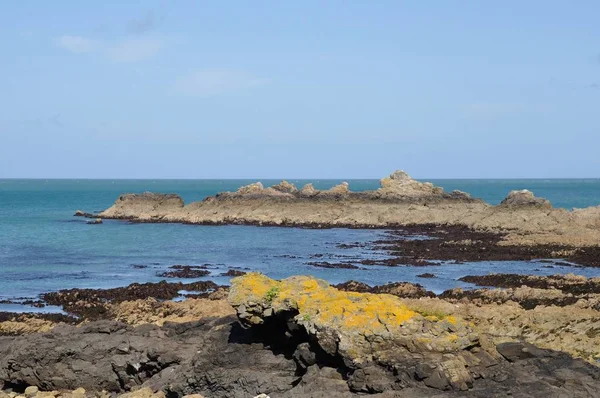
top-left (1, 178), bottom-right (600, 313)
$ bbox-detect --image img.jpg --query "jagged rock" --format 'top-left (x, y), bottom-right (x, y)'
top-left (377, 170), bottom-right (444, 198)
top-left (500, 190), bottom-right (551, 207)
top-left (236, 182), bottom-right (264, 195)
top-left (271, 181), bottom-right (298, 194)
top-left (298, 183), bottom-right (318, 197)
top-left (327, 182), bottom-right (350, 195)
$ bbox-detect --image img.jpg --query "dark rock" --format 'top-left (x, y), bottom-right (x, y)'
top-left (157, 265), bottom-right (210, 279)
top-left (219, 269), bottom-right (247, 277)
top-left (414, 363), bottom-right (436, 380)
top-left (41, 280), bottom-right (221, 319)
top-left (417, 273), bottom-right (436, 278)
top-left (2, 317), bottom-right (600, 397)
top-left (423, 369), bottom-right (450, 390)
top-left (293, 342), bottom-right (317, 369)
top-left (496, 342), bottom-right (538, 362)
top-left (306, 261), bottom-right (361, 269)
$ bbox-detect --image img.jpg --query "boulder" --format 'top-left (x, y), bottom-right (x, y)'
top-left (500, 190), bottom-right (551, 207)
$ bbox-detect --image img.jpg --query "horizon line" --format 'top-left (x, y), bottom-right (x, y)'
top-left (1, 176), bottom-right (600, 181)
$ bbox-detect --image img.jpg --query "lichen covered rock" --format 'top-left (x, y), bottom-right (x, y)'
top-left (229, 273), bottom-right (478, 368)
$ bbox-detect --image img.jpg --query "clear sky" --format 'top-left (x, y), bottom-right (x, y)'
top-left (1, 1), bottom-right (599, 178)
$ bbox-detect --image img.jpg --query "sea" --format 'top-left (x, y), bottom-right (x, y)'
top-left (1, 178), bottom-right (600, 313)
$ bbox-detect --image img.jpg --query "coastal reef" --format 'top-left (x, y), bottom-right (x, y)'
top-left (85, 170), bottom-right (600, 248)
top-left (2, 275), bottom-right (600, 396)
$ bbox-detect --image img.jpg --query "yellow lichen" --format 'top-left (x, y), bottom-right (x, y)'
top-left (231, 273), bottom-right (420, 335)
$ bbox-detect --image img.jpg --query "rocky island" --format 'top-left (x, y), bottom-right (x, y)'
top-left (84, 170), bottom-right (600, 247)
top-left (77, 170), bottom-right (600, 267)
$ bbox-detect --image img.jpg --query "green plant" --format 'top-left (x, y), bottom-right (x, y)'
top-left (301, 313), bottom-right (312, 322)
top-left (265, 286), bottom-right (280, 302)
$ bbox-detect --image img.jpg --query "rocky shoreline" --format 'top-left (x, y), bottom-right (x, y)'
top-left (78, 170), bottom-right (600, 248)
top-left (4, 170), bottom-right (599, 396)
top-left (1, 272), bottom-right (600, 397)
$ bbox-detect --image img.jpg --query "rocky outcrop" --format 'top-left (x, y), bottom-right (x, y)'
top-left (271, 181), bottom-right (298, 194)
top-left (89, 170), bottom-right (600, 247)
top-left (99, 193), bottom-right (184, 220)
top-left (500, 189), bottom-right (551, 207)
top-left (229, 274), bottom-right (476, 370)
top-left (225, 273), bottom-right (600, 396)
top-left (376, 170), bottom-right (444, 199)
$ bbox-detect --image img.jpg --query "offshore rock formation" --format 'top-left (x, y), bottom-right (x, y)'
top-left (90, 170), bottom-right (600, 247)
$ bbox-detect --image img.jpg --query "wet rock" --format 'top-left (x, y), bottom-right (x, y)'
top-left (417, 273), bottom-right (436, 278)
top-left (157, 266), bottom-right (210, 279)
top-left (86, 218), bottom-right (103, 225)
top-left (306, 261), bottom-right (361, 269)
top-left (41, 280), bottom-right (221, 319)
top-left (219, 269), bottom-right (246, 277)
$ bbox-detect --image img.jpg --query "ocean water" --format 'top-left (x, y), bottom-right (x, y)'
top-left (1, 178), bottom-right (600, 313)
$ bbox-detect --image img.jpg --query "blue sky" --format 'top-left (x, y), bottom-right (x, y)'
top-left (1, 1), bottom-right (599, 178)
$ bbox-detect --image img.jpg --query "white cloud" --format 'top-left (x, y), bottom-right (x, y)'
top-left (106, 37), bottom-right (164, 63)
top-left (54, 35), bottom-right (163, 63)
top-left (55, 35), bottom-right (95, 54)
top-left (175, 69), bottom-right (269, 96)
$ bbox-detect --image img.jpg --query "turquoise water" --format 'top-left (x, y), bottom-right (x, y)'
top-left (1, 178), bottom-right (600, 312)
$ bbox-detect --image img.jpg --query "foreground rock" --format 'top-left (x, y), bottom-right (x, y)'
top-left (226, 273), bottom-right (600, 396)
top-left (88, 170), bottom-right (600, 247)
top-left (2, 276), bottom-right (600, 397)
